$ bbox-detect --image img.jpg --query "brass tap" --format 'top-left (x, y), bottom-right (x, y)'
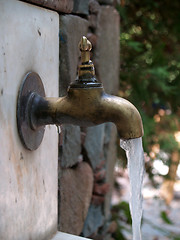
top-left (17, 36), bottom-right (144, 150)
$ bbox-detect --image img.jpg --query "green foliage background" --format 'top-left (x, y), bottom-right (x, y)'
top-left (118, 0), bottom-right (180, 162)
top-left (113, 2), bottom-right (180, 238)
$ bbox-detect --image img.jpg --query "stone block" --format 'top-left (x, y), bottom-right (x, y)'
top-left (94, 6), bottom-right (120, 94)
top-left (21, 0), bottom-right (74, 13)
top-left (93, 183), bottom-right (109, 195)
top-left (59, 162), bottom-right (93, 235)
top-left (88, 14), bottom-right (98, 30)
top-left (83, 124), bottom-right (105, 170)
top-left (87, 33), bottom-right (97, 48)
top-left (98, 0), bottom-right (114, 4)
top-left (59, 15), bottom-right (88, 96)
top-left (83, 124), bottom-right (117, 236)
top-left (82, 205), bottom-right (104, 237)
top-left (73, 0), bottom-right (89, 15)
top-left (98, 0), bottom-right (120, 5)
top-left (60, 125), bottom-right (81, 168)
top-left (104, 122), bottom-right (115, 145)
top-left (103, 123), bottom-right (117, 219)
top-left (89, 0), bottom-right (100, 14)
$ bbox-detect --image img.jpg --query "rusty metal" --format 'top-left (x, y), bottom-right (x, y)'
top-left (17, 36), bottom-right (144, 151)
top-left (17, 72), bottom-right (45, 150)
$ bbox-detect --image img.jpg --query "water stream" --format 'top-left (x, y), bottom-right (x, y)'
top-left (120, 137), bottom-right (144, 240)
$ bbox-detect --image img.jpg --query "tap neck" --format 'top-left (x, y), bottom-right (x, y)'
top-left (67, 86), bottom-right (104, 101)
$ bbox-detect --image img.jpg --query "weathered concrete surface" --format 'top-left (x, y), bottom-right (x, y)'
top-left (94, 5), bottom-right (120, 94)
top-left (52, 231), bottom-right (92, 240)
top-left (59, 162), bottom-right (93, 235)
top-left (0, 1), bottom-right (59, 239)
top-left (59, 125), bottom-right (81, 168)
top-left (21, 0), bottom-right (74, 13)
top-left (59, 14), bottom-right (88, 96)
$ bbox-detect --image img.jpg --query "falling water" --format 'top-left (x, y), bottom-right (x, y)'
top-left (120, 137), bottom-right (144, 240)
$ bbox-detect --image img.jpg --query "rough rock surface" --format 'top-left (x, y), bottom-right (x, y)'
top-left (59, 14), bottom-right (88, 168)
top-left (59, 125), bottom-right (81, 168)
top-left (22, 0), bottom-right (74, 13)
top-left (59, 162), bottom-right (94, 235)
top-left (82, 205), bottom-right (104, 237)
top-left (83, 124), bottom-right (105, 170)
top-left (94, 6), bottom-right (120, 94)
top-left (59, 15), bottom-right (88, 96)
top-left (73, 0), bottom-right (89, 15)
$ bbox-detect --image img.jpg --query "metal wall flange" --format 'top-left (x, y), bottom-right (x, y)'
top-left (17, 72), bottom-right (45, 150)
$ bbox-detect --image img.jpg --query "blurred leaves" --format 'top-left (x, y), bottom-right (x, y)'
top-left (160, 211), bottom-right (173, 225)
top-left (112, 201), bottom-right (132, 225)
top-left (118, 0), bottom-right (180, 172)
top-left (112, 226), bottom-right (127, 240)
top-left (159, 134), bottom-right (179, 154)
top-left (111, 201), bottom-right (132, 240)
top-left (126, 41), bottom-right (144, 52)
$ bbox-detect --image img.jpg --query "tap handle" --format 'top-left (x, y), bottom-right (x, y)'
top-left (74, 36), bottom-right (101, 87)
top-left (79, 36), bottom-right (92, 64)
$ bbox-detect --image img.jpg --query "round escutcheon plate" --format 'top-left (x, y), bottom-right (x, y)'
top-left (17, 72), bottom-right (45, 151)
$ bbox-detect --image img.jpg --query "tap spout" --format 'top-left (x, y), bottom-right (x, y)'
top-left (30, 86), bottom-right (143, 139)
top-left (100, 93), bottom-right (143, 139)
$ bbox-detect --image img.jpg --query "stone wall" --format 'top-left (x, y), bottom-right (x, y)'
top-left (58, 1), bottom-right (120, 239)
top-left (22, 0), bottom-right (120, 239)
